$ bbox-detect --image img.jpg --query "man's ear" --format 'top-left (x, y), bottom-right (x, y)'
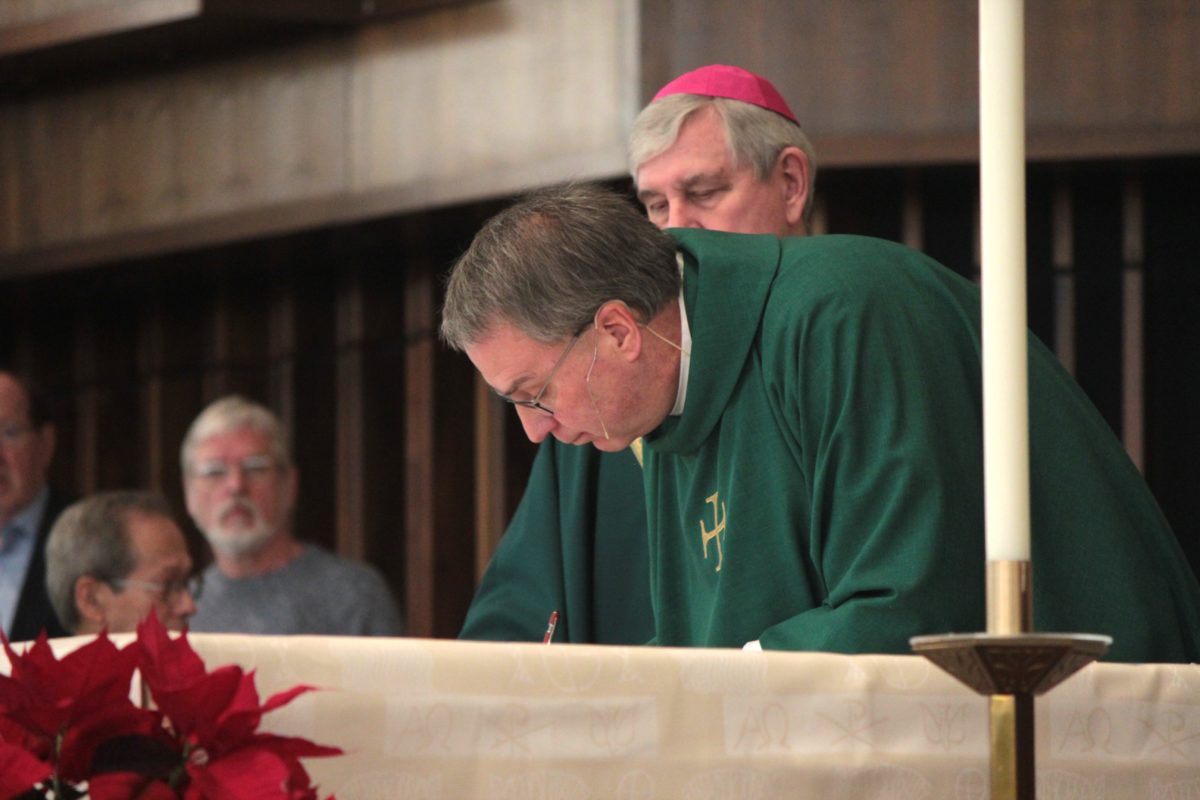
top-left (73, 575), bottom-right (108, 630)
top-left (594, 301), bottom-right (643, 362)
top-left (777, 146), bottom-right (811, 233)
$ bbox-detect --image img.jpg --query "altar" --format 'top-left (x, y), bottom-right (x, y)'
top-left (167, 634), bottom-right (1199, 799)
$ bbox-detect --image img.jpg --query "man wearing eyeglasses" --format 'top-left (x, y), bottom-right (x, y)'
top-left (180, 395), bottom-right (402, 635)
top-left (45, 491), bottom-right (196, 635)
top-left (460, 65), bottom-right (814, 644)
top-left (0, 370), bottom-right (70, 640)
top-left (442, 181), bottom-right (1200, 663)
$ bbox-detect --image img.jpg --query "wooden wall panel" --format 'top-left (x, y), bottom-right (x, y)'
top-left (641, 0), bottom-right (1200, 166)
top-left (0, 0), bottom-right (195, 28)
top-left (0, 0), bottom-right (639, 276)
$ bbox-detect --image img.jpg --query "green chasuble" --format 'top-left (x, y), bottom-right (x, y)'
top-left (459, 442), bottom-right (654, 644)
top-left (644, 229), bottom-right (1200, 662)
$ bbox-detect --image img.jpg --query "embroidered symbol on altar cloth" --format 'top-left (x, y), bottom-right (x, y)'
top-left (699, 492), bottom-right (726, 572)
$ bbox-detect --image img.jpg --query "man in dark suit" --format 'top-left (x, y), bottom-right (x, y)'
top-left (0, 370), bottom-right (69, 640)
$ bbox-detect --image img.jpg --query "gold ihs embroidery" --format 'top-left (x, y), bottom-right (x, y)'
top-left (699, 492), bottom-right (726, 572)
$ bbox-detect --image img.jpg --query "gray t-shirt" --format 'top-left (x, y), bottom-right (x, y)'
top-left (190, 544), bottom-right (403, 636)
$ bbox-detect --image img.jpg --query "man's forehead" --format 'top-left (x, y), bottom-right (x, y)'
top-left (635, 108), bottom-right (739, 191)
top-left (195, 425), bottom-right (271, 453)
top-left (466, 323), bottom-right (558, 394)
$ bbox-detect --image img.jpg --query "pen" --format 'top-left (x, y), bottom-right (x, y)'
top-left (542, 610), bottom-right (559, 644)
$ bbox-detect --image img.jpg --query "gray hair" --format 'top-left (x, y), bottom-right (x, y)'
top-left (628, 94), bottom-right (819, 224)
top-left (180, 395), bottom-right (291, 476)
top-left (46, 490), bottom-right (173, 633)
top-left (440, 183), bottom-right (681, 350)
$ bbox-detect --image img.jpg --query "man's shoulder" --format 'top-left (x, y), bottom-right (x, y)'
top-left (294, 544), bottom-right (387, 584)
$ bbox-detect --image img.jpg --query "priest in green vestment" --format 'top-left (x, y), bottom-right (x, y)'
top-left (460, 65), bottom-right (816, 644)
top-left (442, 183), bottom-right (1200, 663)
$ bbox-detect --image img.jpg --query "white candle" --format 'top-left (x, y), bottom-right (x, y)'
top-left (979, 0), bottom-right (1031, 562)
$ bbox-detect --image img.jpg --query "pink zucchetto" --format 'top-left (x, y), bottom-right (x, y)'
top-left (651, 64), bottom-right (799, 125)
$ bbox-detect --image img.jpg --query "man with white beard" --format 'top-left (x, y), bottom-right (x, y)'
top-left (181, 395), bottom-right (402, 635)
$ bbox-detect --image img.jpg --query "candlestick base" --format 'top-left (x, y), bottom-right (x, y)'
top-left (911, 633), bottom-right (1110, 800)
top-left (910, 632), bottom-right (1110, 695)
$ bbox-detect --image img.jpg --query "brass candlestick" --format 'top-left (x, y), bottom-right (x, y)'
top-left (911, 561), bottom-right (1110, 800)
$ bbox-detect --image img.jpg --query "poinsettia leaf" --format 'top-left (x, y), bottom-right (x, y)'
top-left (186, 747), bottom-right (292, 800)
top-left (0, 739), bottom-right (51, 796)
top-left (88, 771), bottom-right (179, 800)
top-left (240, 732), bottom-right (343, 762)
top-left (152, 666), bottom-right (243, 742)
top-left (207, 671), bottom-right (270, 746)
top-left (137, 615), bottom-right (207, 697)
top-left (58, 633), bottom-right (141, 707)
top-left (260, 684), bottom-right (318, 715)
top-left (0, 629), bottom-right (141, 748)
top-left (0, 716), bottom-right (48, 759)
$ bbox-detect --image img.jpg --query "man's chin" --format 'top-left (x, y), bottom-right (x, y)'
top-left (589, 436), bottom-right (633, 453)
top-left (206, 527), bottom-right (273, 558)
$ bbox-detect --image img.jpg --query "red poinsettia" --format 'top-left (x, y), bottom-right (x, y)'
top-left (0, 629), bottom-right (159, 794)
top-left (136, 615), bottom-right (342, 799)
top-left (0, 616), bottom-right (340, 799)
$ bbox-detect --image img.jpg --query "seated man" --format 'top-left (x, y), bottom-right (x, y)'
top-left (45, 491), bottom-right (196, 635)
top-left (181, 395), bottom-right (403, 636)
top-left (0, 370), bottom-right (71, 640)
top-left (441, 183), bottom-right (1200, 663)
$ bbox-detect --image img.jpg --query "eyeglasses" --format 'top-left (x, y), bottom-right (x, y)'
top-left (0, 422), bottom-right (33, 448)
top-left (109, 573), bottom-right (202, 603)
top-left (190, 454), bottom-right (277, 484)
top-left (500, 327), bottom-right (587, 417)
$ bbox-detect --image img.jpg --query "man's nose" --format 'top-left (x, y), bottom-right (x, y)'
top-left (666, 202), bottom-right (700, 230)
top-left (516, 406), bottom-right (555, 444)
top-left (176, 586), bottom-right (198, 618)
top-left (219, 465), bottom-right (251, 492)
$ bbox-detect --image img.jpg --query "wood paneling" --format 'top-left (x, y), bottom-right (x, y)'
top-left (641, 0), bottom-right (1200, 167)
top-left (0, 0), bottom-right (639, 276)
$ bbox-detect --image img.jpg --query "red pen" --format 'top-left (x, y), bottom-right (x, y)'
top-left (542, 611), bottom-right (559, 644)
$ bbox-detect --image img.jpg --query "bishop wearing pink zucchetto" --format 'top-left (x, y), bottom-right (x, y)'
top-left (460, 64), bottom-right (817, 645)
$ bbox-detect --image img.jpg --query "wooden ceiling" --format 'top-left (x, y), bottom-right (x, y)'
top-left (0, 0), bottom-right (477, 94)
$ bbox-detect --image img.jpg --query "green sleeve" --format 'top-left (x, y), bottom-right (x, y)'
top-left (759, 247), bottom-right (988, 653)
top-left (459, 441), bottom-right (655, 645)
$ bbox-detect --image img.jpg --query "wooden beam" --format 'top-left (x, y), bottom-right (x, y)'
top-left (0, 0), bottom-right (200, 57)
top-left (205, 0), bottom-right (475, 24)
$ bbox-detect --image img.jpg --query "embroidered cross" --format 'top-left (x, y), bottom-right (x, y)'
top-left (699, 492), bottom-right (726, 572)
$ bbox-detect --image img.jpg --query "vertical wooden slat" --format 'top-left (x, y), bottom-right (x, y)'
top-left (1051, 169), bottom-right (1075, 374)
top-left (73, 311), bottom-right (98, 495)
top-left (901, 169), bottom-right (924, 252)
top-left (203, 280), bottom-right (230, 400)
top-left (474, 378), bottom-right (507, 581)
top-left (268, 277), bottom-right (296, 439)
top-left (138, 294), bottom-right (165, 490)
top-left (335, 264), bottom-right (366, 561)
top-left (404, 234), bottom-right (436, 638)
top-left (1121, 169), bottom-right (1145, 470)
